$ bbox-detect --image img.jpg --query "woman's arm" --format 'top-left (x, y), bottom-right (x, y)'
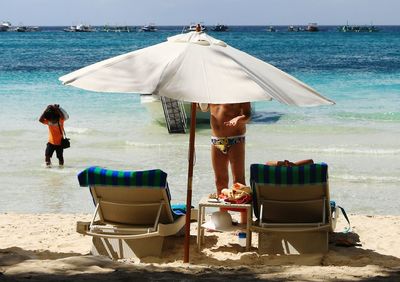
top-left (39, 105), bottom-right (52, 124)
top-left (224, 102), bottom-right (251, 126)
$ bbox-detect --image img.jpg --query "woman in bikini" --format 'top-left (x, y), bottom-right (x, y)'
top-left (201, 102), bottom-right (251, 223)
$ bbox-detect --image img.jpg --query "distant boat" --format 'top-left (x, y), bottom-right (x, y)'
top-left (64, 24), bottom-right (95, 32)
top-left (0, 21), bottom-right (12, 32)
top-left (183, 23), bottom-right (207, 33)
top-left (211, 24), bottom-right (228, 32)
top-left (337, 24), bottom-right (379, 33)
top-left (140, 94), bottom-right (210, 125)
top-left (139, 24), bottom-right (157, 32)
top-left (288, 25), bottom-right (302, 32)
top-left (307, 23), bottom-right (319, 32)
top-left (266, 26), bottom-right (277, 32)
top-left (14, 26), bottom-right (40, 32)
top-left (102, 25), bottom-right (132, 32)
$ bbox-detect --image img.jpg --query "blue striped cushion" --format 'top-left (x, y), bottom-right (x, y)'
top-left (250, 163), bottom-right (328, 185)
top-left (250, 163), bottom-right (328, 219)
top-left (78, 166), bottom-right (174, 208)
top-left (78, 166), bottom-right (168, 188)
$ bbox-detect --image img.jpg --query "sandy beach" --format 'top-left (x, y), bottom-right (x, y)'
top-left (1, 6), bottom-right (400, 282)
top-left (0, 213), bottom-right (399, 281)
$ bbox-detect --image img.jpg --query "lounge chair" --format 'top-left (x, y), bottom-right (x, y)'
top-left (76, 166), bottom-right (193, 259)
top-left (250, 162), bottom-right (337, 254)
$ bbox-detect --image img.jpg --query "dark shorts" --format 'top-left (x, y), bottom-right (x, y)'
top-left (45, 142), bottom-right (63, 159)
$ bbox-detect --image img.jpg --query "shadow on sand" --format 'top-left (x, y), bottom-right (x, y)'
top-left (1, 231), bottom-right (400, 281)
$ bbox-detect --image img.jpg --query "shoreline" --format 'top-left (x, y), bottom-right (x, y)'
top-left (0, 213), bottom-right (399, 281)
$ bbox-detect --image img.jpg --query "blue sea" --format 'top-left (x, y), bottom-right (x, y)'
top-left (1, 26), bottom-right (399, 215)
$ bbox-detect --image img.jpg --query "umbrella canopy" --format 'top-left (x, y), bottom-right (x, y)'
top-left (59, 31), bottom-right (334, 263)
top-left (60, 31), bottom-right (334, 106)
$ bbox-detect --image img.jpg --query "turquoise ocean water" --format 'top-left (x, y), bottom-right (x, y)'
top-left (1, 26), bottom-right (399, 214)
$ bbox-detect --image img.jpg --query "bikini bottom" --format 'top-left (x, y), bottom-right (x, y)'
top-left (211, 135), bottom-right (245, 154)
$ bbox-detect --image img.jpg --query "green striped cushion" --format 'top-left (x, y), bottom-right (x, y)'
top-left (250, 163), bottom-right (328, 185)
top-left (77, 166), bottom-right (167, 188)
top-left (76, 166), bottom-right (188, 218)
top-left (250, 163), bottom-right (328, 219)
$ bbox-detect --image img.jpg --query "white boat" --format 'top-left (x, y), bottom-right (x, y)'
top-left (288, 25), bottom-right (302, 32)
top-left (211, 24), bottom-right (228, 32)
top-left (183, 23), bottom-right (207, 33)
top-left (140, 94), bottom-right (210, 124)
top-left (0, 21), bottom-right (12, 32)
top-left (14, 26), bottom-right (40, 32)
top-left (140, 24), bottom-right (157, 32)
top-left (307, 23), bottom-right (319, 32)
top-left (64, 24), bottom-right (95, 32)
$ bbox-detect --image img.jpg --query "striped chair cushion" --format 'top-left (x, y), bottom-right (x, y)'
top-left (250, 163), bottom-right (328, 219)
top-left (78, 166), bottom-right (168, 188)
top-left (250, 163), bottom-right (328, 185)
top-left (77, 167), bottom-right (188, 218)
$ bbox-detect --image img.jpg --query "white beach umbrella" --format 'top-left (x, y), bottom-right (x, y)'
top-left (60, 31), bottom-right (334, 106)
top-left (59, 30), bottom-right (334, 263)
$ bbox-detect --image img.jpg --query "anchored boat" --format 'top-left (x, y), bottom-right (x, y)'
top-left (140, 94), bottom-right (210, 133)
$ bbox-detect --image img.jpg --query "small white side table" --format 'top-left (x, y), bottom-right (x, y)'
top-left (197, 197), bottom-right (252, 251)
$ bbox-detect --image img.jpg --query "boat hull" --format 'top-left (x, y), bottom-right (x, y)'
top-left (140, 95), bottom-right (210, 125)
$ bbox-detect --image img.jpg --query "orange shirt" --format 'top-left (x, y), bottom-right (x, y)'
top-left (44, 119), bottom-right (64, 145)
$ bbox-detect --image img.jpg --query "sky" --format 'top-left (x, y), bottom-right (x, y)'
top-left (1, 0), bottom-right (399, 26)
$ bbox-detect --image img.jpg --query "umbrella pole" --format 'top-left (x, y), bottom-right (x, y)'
top-left (184, 103), bottom-right (197, 263)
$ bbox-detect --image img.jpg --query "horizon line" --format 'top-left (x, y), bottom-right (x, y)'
top-left (8, 24), bottom-right (400, 27)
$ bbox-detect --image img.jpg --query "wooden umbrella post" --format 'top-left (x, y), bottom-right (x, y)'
top-left (183, 102), bottom-right (197, 263)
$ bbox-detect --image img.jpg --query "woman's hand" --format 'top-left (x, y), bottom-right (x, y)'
top-left (224, 115), bottom-right (243, 127)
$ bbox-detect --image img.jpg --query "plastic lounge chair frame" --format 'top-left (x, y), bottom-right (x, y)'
top-left (250, 163), bottom-right (332, 254)
top-left (85, 192), bottom-right (166, 240)
top-left (258, 198), bottom-right (328, 232)
top-left (76, 167), bottom-right (186, 258)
